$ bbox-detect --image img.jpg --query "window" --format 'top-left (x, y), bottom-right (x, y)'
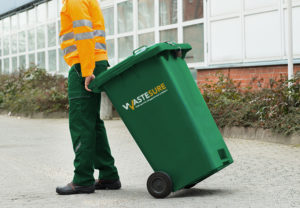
top-left (4, 58), bottom-right (9, 73)
top-left (28, 9), bottom-right (36, 26)
top-left (48, 50), bottom-right (57, 71)
top-left (160, 29), bottom-right (177, 42)
top-left (3, 17), bottom-right (10, 34)
top-left (28, 30), bottom-right (35, 51)
top-left (3, 36), bottom-right (10, 55)
top-left (0, 60), bottom-right (2, 74)
top-left (138, 0), bottom-right (154, 30)
top-left (37, 26), bottom-right (45, 49)
top-left (48, 23), bottom-right (56, 47)
top-left (37, 52), bottom-right (45, 69)
top-left (0, 38), bottom-right (2, 56)
top-left (118, 36), bottom-right (133, 60)
top-left (19, 11), bottom-right (27, 30)
top-left (159, 0), bottom-right (177, 26)
top-left (59, 49), bottom-right (69, 72)
top-left (183, 0), bottom-right (203, 21)
top-left (106, 39), bottom-right (115, 61)
top-left (19, 55), bottom-right (26, 69)
top-left (138, 32), bottom-right (155, 47)
top-left (183, 24), bottom-right (204, 63)
top-left (102, 7), bottom-right (114, 36)
top-left (18, 31), bottom-right (26, 53)
top-left (11, 15), bottom-right (18, 31)
top-left (118, 0), bottom-right (133, 33)
top-left (37, 4), bottom-right (47, 23)
top-left (11, 34), bottom-right (18, 54)
top-left (12, 57), bottom-right (18, 72)
top-left (48, 0), bottom-right (57, 20)
top-left (28, 53), bottom-right (36, 67)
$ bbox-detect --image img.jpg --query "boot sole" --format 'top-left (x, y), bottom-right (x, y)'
top-left (56, 187), bottom-right (95, 195)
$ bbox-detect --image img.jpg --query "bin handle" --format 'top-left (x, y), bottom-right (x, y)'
top-left (133, 45), bottom-right (147, 56)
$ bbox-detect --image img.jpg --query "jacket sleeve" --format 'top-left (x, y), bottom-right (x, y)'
top-left (67, 0), bottom-right (95, 77)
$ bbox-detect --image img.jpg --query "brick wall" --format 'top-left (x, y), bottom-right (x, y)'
top-left (197, 64), bottom-right (300, 90)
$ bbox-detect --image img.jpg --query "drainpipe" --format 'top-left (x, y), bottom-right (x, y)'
top-left (287, 0), bottom-right (294, 86)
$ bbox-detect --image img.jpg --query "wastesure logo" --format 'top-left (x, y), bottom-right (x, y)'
top-left (122, 82), bottom-right (168, 111)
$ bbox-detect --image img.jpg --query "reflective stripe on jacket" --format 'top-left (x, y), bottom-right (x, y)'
top-left (60, 0), bottom-right (108, 77)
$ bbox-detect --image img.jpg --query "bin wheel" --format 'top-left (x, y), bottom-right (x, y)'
top-left (184, 183), bottom-right (197, 189)
top-left (147, 171), bottom-right (172, 198)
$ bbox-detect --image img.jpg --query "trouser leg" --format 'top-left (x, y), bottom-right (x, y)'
top-left (69, 95), bottom-right (98, 186)
top-left (93, 93), bottom-right (119, 180)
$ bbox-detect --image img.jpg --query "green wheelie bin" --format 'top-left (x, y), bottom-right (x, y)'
top-left (89, 42), bottom-right (233, 198)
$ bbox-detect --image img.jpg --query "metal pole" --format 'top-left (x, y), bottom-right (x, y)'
top-left (287, 0), bottom-right (294, 85)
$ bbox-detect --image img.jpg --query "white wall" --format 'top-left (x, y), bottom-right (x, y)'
top-left (208, 0), bottom-right (300, 65)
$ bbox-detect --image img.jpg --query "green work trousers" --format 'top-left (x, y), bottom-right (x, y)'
top-left (68, 60), bottom-right (119, 186)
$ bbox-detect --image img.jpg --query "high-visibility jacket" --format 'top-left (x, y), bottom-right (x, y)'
top-left (59, 0), bottom-right (107, 77)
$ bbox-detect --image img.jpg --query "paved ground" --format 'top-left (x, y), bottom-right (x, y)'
top-left (0, 115), bottom-right (299, 208)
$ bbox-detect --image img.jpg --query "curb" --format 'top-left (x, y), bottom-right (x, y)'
top-left (221, 126), bottom-right (300, 145)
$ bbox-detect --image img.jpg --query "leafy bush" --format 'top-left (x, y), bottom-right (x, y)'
top-left (201, 71), bottom-right (300, 136)
top-left (0, 67), bottom-right (68, 115)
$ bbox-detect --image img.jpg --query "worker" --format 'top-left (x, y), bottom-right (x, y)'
top-left (56, 0), bottom-right (121, 195)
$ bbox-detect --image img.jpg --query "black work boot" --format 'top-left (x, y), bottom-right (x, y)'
top-left (94, 179), bottom-right (121, 190)
top-left (56, 182), bottom-right (95, 195)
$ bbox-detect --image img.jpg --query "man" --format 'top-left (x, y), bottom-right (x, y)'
top-left (56, 0), bottom-right (120, 195)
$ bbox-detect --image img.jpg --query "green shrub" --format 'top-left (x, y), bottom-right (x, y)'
top-left (201, 71), bottom-right (300, 136)
top-left (0, 67), bottom-right (68, 115)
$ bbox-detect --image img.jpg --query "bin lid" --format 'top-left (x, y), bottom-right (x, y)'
top-left (89, 42), bottom-right (192, 92)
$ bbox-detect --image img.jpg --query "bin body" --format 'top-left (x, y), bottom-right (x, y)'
top-left (90, 43), bottom-right (233, 192)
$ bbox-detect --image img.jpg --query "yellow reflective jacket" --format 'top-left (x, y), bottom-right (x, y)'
top-left (60, 0), bottom-right (107, 77)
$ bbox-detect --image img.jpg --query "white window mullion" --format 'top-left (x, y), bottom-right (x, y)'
top-left (204, 0), bottom-right (208, 66)
top-left (133, 0), bottom-right (138, 50)
top-left (154, 0), bottom-right (159, 43)
top-left (241, 0), bottom-right (246, 61)
top-left (178, 0), bottom-right (183, 43)
top-left (114, 0), bottom-right (118, 63)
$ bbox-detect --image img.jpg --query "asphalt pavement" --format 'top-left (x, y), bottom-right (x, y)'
top-left (0, 115), bottom-right (299, 208)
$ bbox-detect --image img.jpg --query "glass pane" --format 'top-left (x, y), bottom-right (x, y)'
top-left (3, 36), bottom-right (10, 55)
top-left (102, 7), bottom-right (114, 36)
top-left (28, 53), bottom-right (36, 67)
top-left (183, 24), bottom-right (204, 63)
top-left (118, 0), bottom-right (133, 33)
top-left (160, 29), bottom-right (177, 42)
top-left (11, 34), bottom-right (18, 54)
top-left (48, 50), bottom-right (57, 71)
top-left (19, 11), bottom-right (27, 29)
top-left (28, 30), bottom-right (36, 51)
top-left (59, 49), bottom-right (69, 72)
top-left (138, 0), bottom-right (154, 29)
top-left (28, 9), bottom-right (36, 26)
top-left (183, 0), bottom-right (203, 21)
top-left (3, 17), bottom-right (10, 34)
top-left (0, 38), bottom-right (2, 56)
top-left (4, 58), bottom-right (9, 73)
top-left (37, 26), bottom-right (45, 49)
top-left (11, 15), bottom-right (18, 31)
top-left (0, 60), bottom-right (2, 74)
top-left (138, 32), bottom-right (155, 47)
top-left (58, 20), bottom-right (61, 34)
top-left (37, 4), bottom-right (47, 23)
top-left (118, 36), bottom-right (133, 60)
top-left (48, 23), bottom-right (56, 47)
top-left (18, 31), bottom-right (26, 53)
top-left (19, 55), bottom-right (26, 69)
top-left (48, 0), bottom-right (57, 19)
top-left (106, 39), bottom-right (114, 60)
top-left (12, 57), bottom-right (18, 72)
top-left (0, 20), bottom-right (2, 35)
top-left (159, 0), bottom-right (177, 26)
top-left (37, 52), bottom-right (45, 69)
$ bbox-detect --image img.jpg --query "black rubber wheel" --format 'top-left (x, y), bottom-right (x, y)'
top-left (184, 183), bottom-right (197, 189)
top-left (147, 171), bottom-right (172, 198)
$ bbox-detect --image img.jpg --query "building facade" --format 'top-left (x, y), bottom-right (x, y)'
top-left (0, 0), bottom-right (300, 85)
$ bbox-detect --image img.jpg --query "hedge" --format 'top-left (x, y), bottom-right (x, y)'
top-left (0, 67), bottom-right (299, 135)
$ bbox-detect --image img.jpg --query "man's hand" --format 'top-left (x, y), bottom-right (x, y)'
top-left (84, 74), bottom-right (95, 92)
